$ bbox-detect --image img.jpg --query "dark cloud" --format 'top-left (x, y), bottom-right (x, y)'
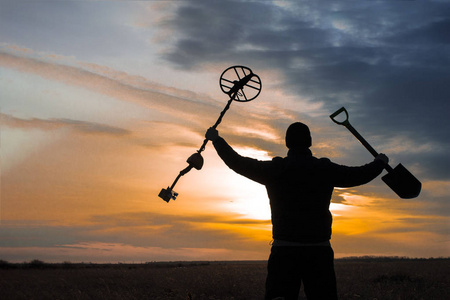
top-left (387, 19), bottom-right (450, 46)
top-left (162, 1), bottom-right (276, 68)
top-left (159, 0), bottom-right (450, 182)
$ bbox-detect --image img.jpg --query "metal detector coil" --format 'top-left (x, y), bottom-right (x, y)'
top-left (220, 66), bottom-right (262, 102)
top-left (159, 66), bottom-right (262, 202)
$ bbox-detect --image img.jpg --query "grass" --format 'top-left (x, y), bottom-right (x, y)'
top-left (0, 258), bottom-right (448, 299)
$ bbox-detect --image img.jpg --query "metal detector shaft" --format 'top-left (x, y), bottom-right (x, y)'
top-left (160, 97), bottom-right (236, 203)
top-left (167, 97), bottom-right (234, 190)
top-left (159, 66), bottom-right (262, 202)
top-left (198, 98), bottom-right (234, 153)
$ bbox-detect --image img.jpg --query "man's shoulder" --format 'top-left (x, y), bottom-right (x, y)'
top-left (272, 156), bottom-right (284, 162)
top-left (272, 155), bottom-right (331, 162)
top-left (317, 157), bottom-right (332, 163)
top-left (270, 156), bottom-right (288, 169)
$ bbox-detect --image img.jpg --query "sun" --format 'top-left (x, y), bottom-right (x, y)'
top-left (219, 176), bottom-right (272, 221)
top-left (217, 146), bottom-right (273, 220)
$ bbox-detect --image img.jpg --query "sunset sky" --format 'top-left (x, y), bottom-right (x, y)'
top-left (1, 1), bottom-right (449, 263)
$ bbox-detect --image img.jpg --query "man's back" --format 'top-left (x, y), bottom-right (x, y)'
top-left (267, 149), bottom-right (335, 243)
top-left (211, 137), bottom-right (385, 243)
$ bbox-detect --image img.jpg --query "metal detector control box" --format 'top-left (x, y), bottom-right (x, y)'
top-left (159, 188), bottom-right (178, 203)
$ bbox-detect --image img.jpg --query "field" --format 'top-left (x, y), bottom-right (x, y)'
top-left (0, 258), bottom-right (448, 300)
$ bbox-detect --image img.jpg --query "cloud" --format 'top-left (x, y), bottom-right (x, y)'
top-left (387, 19), bottom-right (450, 46)
top-left (0, 48), bottom-right (301, 160)
top-left (85, 211), bottom-right (271, 250)
top-left (1, 113), bottom-right (131, 137)
top-left (0, 1), bottom-right (148, 59)
top-left (0, 211), bottom-right (271, 262)
top-left (158, 1), bottom-right (450, 140)
top-left (0, 49), bottom-right (228, 154)
top-left (153, 0), bottom-right (450, 187)
top-left (90, 211), bottom-right (270, 227)
top-left (0, 51), bottom-right (217, 120)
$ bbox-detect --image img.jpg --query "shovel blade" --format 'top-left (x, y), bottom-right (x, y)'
top-left (382, 164), bottom-right (421, 199)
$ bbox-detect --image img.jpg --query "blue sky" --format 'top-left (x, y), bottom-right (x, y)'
top-left (0, 0), bottom-right (449, 262)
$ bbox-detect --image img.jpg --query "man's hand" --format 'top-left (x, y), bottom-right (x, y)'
top-left (375, 153), bottom-right (389, 165)
top-left (205, 127), bottom-right (219, 142)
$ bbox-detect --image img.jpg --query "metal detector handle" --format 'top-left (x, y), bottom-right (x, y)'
top-left (330, 107), bottom-right (393, 172)
top-left (197, 98), bottom-right (234, 153)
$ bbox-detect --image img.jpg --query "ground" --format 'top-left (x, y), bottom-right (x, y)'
top-left (0, 258), bottom-right (448, 299)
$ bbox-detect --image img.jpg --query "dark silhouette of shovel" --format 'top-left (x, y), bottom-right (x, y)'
top-left (330, 107), bottom-right (421, 199)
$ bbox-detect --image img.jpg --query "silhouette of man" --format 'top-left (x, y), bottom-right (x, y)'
top-left (205, 122), bottom-right (388, 300)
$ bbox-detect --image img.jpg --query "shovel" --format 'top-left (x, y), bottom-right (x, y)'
top-left (330, 107), bottom-right (421, 199)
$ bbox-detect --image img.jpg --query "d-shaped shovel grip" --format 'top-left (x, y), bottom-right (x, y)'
top-left (330, 107), bottom-right (350, 126)
top-left (330, 107), bottom-right (393, 172)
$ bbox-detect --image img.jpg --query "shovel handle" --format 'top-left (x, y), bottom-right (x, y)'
top-left (330, 107), bottom-right (378, 156)
top-left (330, 107), bottom-right (393, 172)
top-left (330, 107), bottom-right (349, 126)
top-left (346, 123), bottom-right (379, 158)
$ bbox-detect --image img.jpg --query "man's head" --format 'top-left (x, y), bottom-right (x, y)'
top-left (285, 122), bottom-right (312, 149)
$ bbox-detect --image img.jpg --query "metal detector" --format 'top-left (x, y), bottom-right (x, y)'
top-left (330, 107), bottom-right (421, 199)
top-left (158, 66), bottom-right (262, 202)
